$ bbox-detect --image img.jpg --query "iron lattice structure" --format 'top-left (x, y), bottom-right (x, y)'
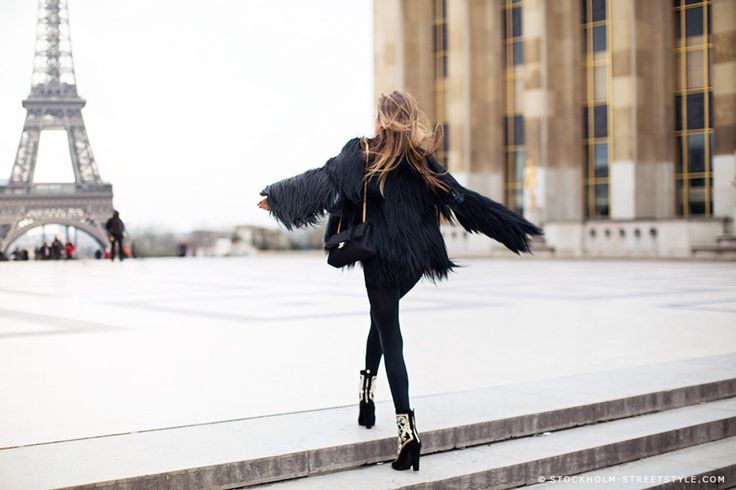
top-left (0, 0), bottom-right (113, 253)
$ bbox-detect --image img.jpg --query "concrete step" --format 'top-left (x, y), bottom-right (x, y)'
top-left (1, 354), bottom-right (735, 489)
top-left (259, 399), bottom-right (736, 489)
top-left (691, 244), bottom-right (736, 258)
top-left (530, 436), bottom-right (736, 489)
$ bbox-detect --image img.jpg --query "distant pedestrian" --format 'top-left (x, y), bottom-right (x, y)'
top-left (176, 242), bottom-right (188, 257)
top-left (51, 237), bottom-right (63, 260)
top-left (10, 247), bottom-right (29, 261)
top-left (105, 210), bottom-right (126, 261)
top-left (40, 241), bottom-right (51, 260)
top-left (65, 241), bottom-right (75, 260)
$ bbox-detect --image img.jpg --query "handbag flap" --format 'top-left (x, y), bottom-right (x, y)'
top-left (324, 228), bottom-right (352, 249)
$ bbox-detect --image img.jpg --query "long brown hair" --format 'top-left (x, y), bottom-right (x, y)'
top-left (365, 90), bottom-right (450, 195)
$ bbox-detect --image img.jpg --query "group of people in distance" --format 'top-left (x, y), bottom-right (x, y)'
top-left (39, 238), bottom-right (75, 260)
top-left (1, 210), bottom-right (129, 262)
top-left (8, 237), bottom-right (75, 261)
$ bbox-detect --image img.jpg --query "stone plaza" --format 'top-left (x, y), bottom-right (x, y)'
top-left (0, 254), bottom-right (735, 488)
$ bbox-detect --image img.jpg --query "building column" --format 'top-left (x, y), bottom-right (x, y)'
top-left (524, 0), bottom-right (584, 224)
top-left (712, 0), bottom-right (736, 219)
top-left (445, 0), bottom-right (470, 181)
top-left (610, 0), bottom-right (675, 220)
top-left (373, 0), bottom-right (404, 98)
top-left (402, 0), bottom-right (435, 114)
top-left (372, 0), bottom-right (434, 111)
top-left (445, 0), bottom-right (505, 199)
top-left (468, 0), bottom-right (505, 199)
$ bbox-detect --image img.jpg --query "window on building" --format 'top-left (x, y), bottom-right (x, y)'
top-left (674, 0), bottom-right (712, 216)
top-left (503, 0), bottom-right (524, 215)
top-left (433, 0), bottom-right (448, 166)
top-left (582, 0), bottom-right (610, 218)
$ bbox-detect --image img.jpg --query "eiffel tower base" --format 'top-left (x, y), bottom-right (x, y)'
top-left (0, 184), bottom-right (113, 254)
top-left (1, 0), bottom-right (118, 256)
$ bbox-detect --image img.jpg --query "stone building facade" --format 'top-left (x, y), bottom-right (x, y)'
top-left (373, 0), bottom-right (735, 257)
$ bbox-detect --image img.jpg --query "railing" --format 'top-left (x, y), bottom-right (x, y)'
top-left (0, 183), bottom-right (112, 195)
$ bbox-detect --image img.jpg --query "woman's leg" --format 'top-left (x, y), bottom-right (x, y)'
top-left (365, 275), bottom-right (421, 411)
top-left (364, 314), bottom-right (382, 373)
top-left (365, 285), bottom-right (407, 410)
top-left (364, 275), bottom-right (421, 373)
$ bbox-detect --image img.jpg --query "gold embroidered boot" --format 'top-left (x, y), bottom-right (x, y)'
top-left (358, 369), bottom-right (377, 428)
top-left (391, 409), bottom-right (421, 471)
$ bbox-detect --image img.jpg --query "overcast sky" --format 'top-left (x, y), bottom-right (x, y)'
top-left (0, 0), bottom-right (374, 231)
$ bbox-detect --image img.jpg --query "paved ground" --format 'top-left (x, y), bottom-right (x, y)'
top-left (0, 254), bottom-right (734, 449)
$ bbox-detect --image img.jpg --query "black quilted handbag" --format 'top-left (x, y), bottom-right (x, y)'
top-left (325, 139), bottom-right (375, 268)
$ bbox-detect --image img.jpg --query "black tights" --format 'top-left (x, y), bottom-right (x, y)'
top-left (364, 273), bottom-right (422, 412)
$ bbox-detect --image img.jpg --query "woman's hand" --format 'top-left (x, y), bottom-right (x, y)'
top-left (257, 198), bottom-right (270, 211)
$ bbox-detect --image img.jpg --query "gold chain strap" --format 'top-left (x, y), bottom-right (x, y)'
top-left (361, 138), bottom-right (369, 223)
top-left (336, 138), bottom-right (369, 234)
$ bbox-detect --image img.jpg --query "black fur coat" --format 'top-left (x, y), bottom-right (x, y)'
top-left (260, 137), bottom-right (543, 288)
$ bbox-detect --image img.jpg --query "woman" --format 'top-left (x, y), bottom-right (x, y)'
top-left (258, 90), bottom-right (542, 472)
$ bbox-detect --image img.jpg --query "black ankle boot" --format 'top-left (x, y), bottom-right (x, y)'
top-left (391, 409), bottom-right (421, 471)
top-left (358, 369), bottom-right (376, 428)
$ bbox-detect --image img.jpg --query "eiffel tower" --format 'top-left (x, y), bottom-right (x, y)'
top-left (0, 0), bottom-right (114, 254)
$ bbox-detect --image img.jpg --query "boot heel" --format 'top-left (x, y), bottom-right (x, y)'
top-left (411, 447), bottom-right (420, 471)
top-left (359, 400), bottom-right (375, 428)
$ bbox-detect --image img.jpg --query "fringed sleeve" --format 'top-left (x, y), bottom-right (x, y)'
top-left (427, 155), bottom-right (544, 254)
top-left (259, 138), bottom-right (362, 230)
top-left (260, 166), bottom-right (338, 230)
